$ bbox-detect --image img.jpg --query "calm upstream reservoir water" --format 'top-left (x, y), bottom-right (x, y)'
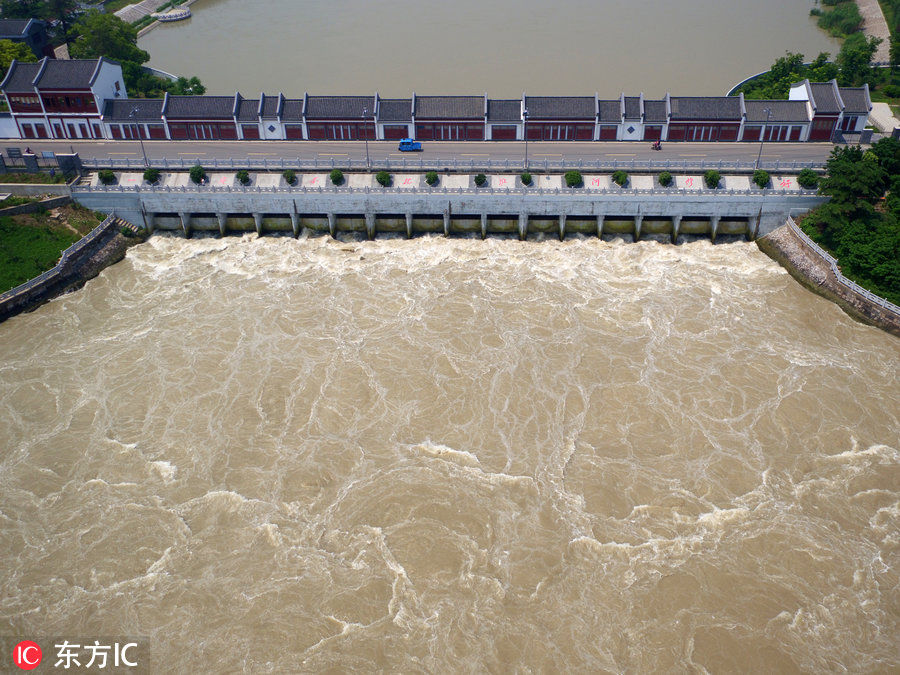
top-left (139, 0), bottom-right (841, 96)
top-left (0, 235), bottom-right (898, 670)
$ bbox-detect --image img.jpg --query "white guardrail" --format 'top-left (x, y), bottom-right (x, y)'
top-left (70, 184), bottom-right (818, 197)
top-left (80, 157), bottom-right (822, 172)
top-left (0, 214), bottom-right (117, 306)
top-left (786, 216), bottom-right (900, 318)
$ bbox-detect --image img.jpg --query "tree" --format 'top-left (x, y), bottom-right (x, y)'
top-left (69, 11), bottom-right (149, 65)
top-left (836, 33), bottom-right (881, 86)
top-left (752, 169), bottom-right (770, 189)
top-left (171, 76), bottom-right (206, 96)
top-left (564, 170), bottom-right (582, 188)
top-left (819, 145), bottom-right (887, 207)
top-left (612, 170), bottom-right (628, 187)
top-left (375, 171), bottom-right (391, 187)
top-left (0, 0), bottom-right (44, 19)
top-left (0, 40), bottom-right (37, 79)
top-left (797, 168), bottom-right (820, 190)
top-left (704, 170), bottom-right (721, 189)
top-left (43, 0), bottom-right (79, 46)
top-left (329, 169), bottom-right (343, 185)
top-left (658, 171), bottom-right (673, 187)
top-left (425, 171), bottom-right (438, 186)
top-left (189, 165), bottom-right (205, 185)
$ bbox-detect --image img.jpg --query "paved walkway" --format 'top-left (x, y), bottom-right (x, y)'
top-left (869, 101), bottom-right (899, 131)
top-left (114, 0), bottom-right (163, 24)
top-left (856, 0), bottom-right (891, 64)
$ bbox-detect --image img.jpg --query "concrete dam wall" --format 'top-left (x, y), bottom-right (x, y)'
top-left (71, 174), bottom-right (827, 242)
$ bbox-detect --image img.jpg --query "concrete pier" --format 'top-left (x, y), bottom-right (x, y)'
top-left (481, 213), bottom-right (488, 240)
top-left (710, 215), bottom-right (720, 243)
top-left (327, 212), bottom-right (336, 238)
top-left (518, 213), bottom-right (528, 240)
top-left (179, 211), bottom-right (191, 237)
top-left (365, 212), bottom-right (375, 240)
top-left (253, 213), bottom-right (263, 235)
top-left (558, 213), bottom-right (566, 241)
top-left (597, 215), bottom-right (604, 238)
top-left (290, 212), bottom-right (299, 237)
top-left (405, 212), bottom-right (413, 239)
top-left (217, 212), bottom-right (227, 236)
top-left (672, 215), bottom-right (682, 243)
top-left (634, 214), bottom-right (643, 242)
top-left (444, 211), bottom-right (451, 237)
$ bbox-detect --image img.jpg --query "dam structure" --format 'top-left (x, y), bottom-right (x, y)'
top-left (71, 170), bottom-right (827, 241)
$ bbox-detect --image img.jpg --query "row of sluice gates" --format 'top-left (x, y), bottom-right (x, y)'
top-left (149, 213), bottom-right (754, 241)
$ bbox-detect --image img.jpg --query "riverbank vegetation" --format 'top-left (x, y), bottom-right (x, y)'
top-left (800, 138), bottom-right (900, 304)
top-left (0, 203), bottom-right (103, 293)
top-left (811, 0), bottom-right (863, 38)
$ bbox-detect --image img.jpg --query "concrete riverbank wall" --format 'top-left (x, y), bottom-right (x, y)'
top-left (0, 215), bottom-right (132, 323)
top-left (71, 177), bottom-right (827, 241)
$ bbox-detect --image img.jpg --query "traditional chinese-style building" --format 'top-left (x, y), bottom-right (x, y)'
top-left (0, 57), bottom-right (872, 143)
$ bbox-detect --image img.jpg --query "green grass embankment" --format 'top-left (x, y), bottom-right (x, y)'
top-left (0, 205), bottom-right (104, 293)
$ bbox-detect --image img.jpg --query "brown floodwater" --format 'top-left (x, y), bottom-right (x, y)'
top-left (0, 234), bottom-right (897, 671)
top-left (138, 0), bottom-right (841, 96)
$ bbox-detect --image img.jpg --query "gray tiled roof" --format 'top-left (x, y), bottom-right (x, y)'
top-left (487, 99), bottom-right (521, 122)
top-left (0, 60), bottom-right (40, 92)
top-left (281, 99), bottom-right (303, 121)
top-left (260, 94), bottom-right (281, 118)
top-left (597, 99), bottom-right (621, 122)
top-left (237, 97), bottom-right (259, 121)
top-left (102, 98), bottom-right (164, 121)
top-left (0, 19), bottom-right (31, 36)
top-left (305, 95), bottom-right (375, 119)
top-left (808, 82), bottom-right (841, 114)
top-left (643, 99), bottom-right (668, 122)
top-left (34, 59), bottom-right (104, 89)
top-left (164, 95), bottom-right (235, 119)
top-left (415, 96), bottom-right (484, 119)
top-left (838, 87), bottom-right (870, 114)
top-left (623, 96), bottom-right (641, 119)
top-left (669, 96), bottom-right (741, 120)
top-left (525, 96), bottom-right (594, 119)
top-left (378, 98), bottom-right (412, 121)
top-left (744, 100), bottom-right (810, 123)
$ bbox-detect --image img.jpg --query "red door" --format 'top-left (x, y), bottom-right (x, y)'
top-left (383, 125), bottom-right (407, 140)
top-left (491, 125), bottom-right (516, 140)
top-left (643, 126), bottom-right (661, 141)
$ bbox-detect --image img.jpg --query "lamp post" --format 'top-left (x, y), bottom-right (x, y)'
top-left (754, 107), bottom-right (772, 172)
top-left (363, 107), bottom-right (371, 171)
top-left (129, 106), bottom-right (149, 168)
top-left (523, 108), bottom-right (529, 170)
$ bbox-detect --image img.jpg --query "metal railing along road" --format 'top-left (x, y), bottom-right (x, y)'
top-left (786, 216), bottom-right (900, 317)
top-left (71, 183), bottom-right (819, 197)
top-left (81, 156), bottom-right (823, 173)
top-left (0, 214), bottom-right (117, 306)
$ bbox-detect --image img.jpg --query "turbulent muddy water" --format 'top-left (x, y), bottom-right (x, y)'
top-left (1, 235), bottom-right (898, 672)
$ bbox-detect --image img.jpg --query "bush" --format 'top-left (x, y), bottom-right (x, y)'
top-left (189, 164), bottom-right (206, 185)
top-left (521, 172), bottom-right (532, 186)
top-left (376, 171), bottom-right (391, 187)
top-left (98, 169), bottom-right (116, 185)
top-left (658, 171), bottom-right (673, 187)
top-left (143, 167), bottom-right (160, 184)
top-left (236, 169), bottom-right (251, 185)
top-left (817, 1), bottom-right (862, 37)
top-left (283, 169), bottom-right (297, 185)
top-left (752, 169), bottom-right (770, 189)
top-left (797, 168), bottom-right (820, 189)
top-left (425, 171), bottom-right (438, 186)
top-left (329, 169), bottom-right (344, 186)
top-left (884, 84), bottom-right (900, 99)
top-left (704, 170), bottom-right (721, 189)
top-left (612, 170), bottom-right (628, 187)
top-left (474, 173), bottom-right (487, 187)
top-left (564, 170), bottom-right (583, 188)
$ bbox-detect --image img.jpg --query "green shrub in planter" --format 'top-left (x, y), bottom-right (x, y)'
top-left (474, 173), bottom-right (487, 187)
top-left (330, 169), bottom-right (344, 185)
top-left (237, 169), bottom-right (251, 185)
top-left (376, 171), bottom-right (391, 187)
top-left (797, 168), bottom-right (819, 189)
top-left (704, 170), bottom-right (721, 189)
top-left (143, 167), bottom-right (160, 184)
top-left (425, 171), bottom-right (438, 186)
top-left (564, 170), bottom-right (583, 188)
top-left (189, 164), bottom-right (206, 184)
top-left (283, 169), bottom-right (297, 185)
top-left (612, 170), bottom-right (628, 187)
top-left (658, 171), bottom-right (673, 187)
top-left (98, 169), bottom-right (116, 185)
top-left (752, 169), bottom-right (770, 189)
top-left (521, 172), bottom-right (532, 186)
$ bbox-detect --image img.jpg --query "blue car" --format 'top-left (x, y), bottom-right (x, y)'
top-left (398, 138), bottom-right (422, 152)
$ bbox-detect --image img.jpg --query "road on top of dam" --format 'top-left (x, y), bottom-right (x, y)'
top-left (10, 140), bottom-right (836, 168)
